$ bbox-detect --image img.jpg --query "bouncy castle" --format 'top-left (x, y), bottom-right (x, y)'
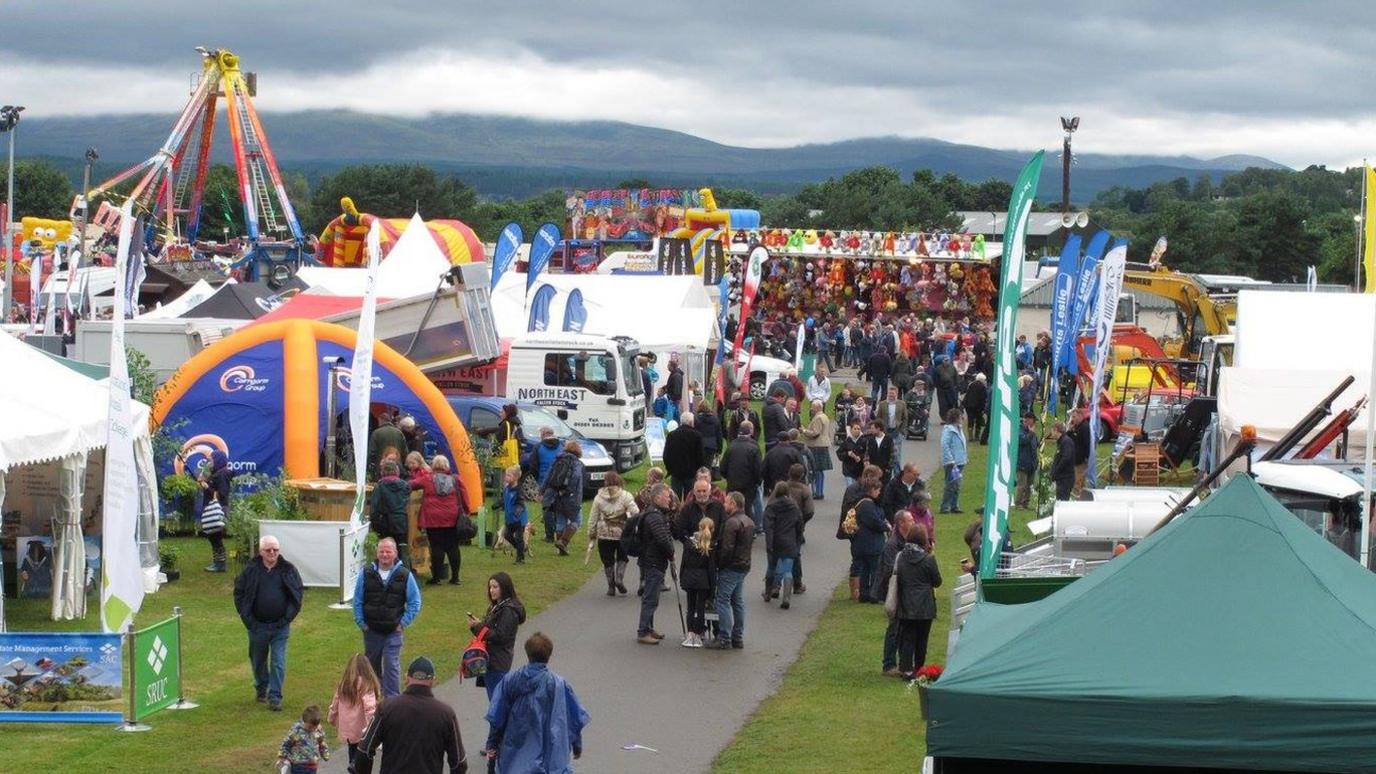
top-left (316, 197), bottom-right (485, 268)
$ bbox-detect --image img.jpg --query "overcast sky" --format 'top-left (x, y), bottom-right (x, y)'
top-left (3, 1), bottom-right (1372, 167)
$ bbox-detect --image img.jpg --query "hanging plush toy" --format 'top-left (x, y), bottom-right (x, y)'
top-left (916, 231), bottom-right (930, 257)
top-left (883, 231), bottom-right (897, 256)
top-left (819, 230), bottom-right (835, 251)
top-left (828, 258), bottom-right (847, 288)
top-left (803, 229), bottom-right (819, 248)
top-left (844, 230), bottom-right (861, 254)
top-left (732, 230), bottom-right (749, 247)
top-left (786, 228), bottom-right (805, 252)
top-left (803, 262), bottom-right (816, 285)
top-left (973, 234), bottom-right (986, 260)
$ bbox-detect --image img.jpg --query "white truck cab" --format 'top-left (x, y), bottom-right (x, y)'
top-left (506, 332), bottom-right (647, 471)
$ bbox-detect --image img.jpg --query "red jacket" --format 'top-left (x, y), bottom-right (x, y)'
top-left (410, 469), bottom-right (466, 529)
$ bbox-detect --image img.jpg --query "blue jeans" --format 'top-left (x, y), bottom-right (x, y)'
top-left (638, 565), bottom-right (666, 636)
top-left (773, 557), bottom-right (795, 588)
top-left (941, 467), bottom-right (962, 513)
top-left (752, 488), bottom-right (764, 535)
top-left (247, 620), bottom-right (289, 702)
top-left (483, 669), bottom-right (507, 703)
top-left (870, 377), bottom-right (889, 404)
top-left (555, 509), bottom-right (581, 533)
top-left (364, 628), bottom-right (404, 698)
top-left (818, 349), bottom-right (834, 372)
top-left (715, 569), bottom-right (747, 643)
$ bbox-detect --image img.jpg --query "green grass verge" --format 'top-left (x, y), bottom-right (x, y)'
top-left (712, 438), bottom-right (1037, 773)
top-left (1, 484), bottom-right (632, 772)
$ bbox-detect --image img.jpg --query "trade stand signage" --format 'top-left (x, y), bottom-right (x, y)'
top-left (131, 615), bottom-right (181, 720)
top-left (0, 631), bottom-right (124, 723)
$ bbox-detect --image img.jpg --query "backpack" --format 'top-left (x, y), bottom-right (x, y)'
top-left (547, 455), bottom-right (572, 492)
top-left (433, 473), bottom-right (456, 497)
top-left (620, 511), bottom-right (646, 558)
top-left (460, 627), bottom-right (489, 679)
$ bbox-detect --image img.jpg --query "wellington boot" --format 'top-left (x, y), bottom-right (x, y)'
top-left (780, 583), bottom-right (793, 610)
top-left (849, 577), bottom-right (861, 601)
top-left (604, 566), bottom-right (617, 596)
top-left (614, 561), bottom-right (629, 594)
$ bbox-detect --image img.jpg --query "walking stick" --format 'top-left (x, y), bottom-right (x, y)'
top-left (667, 559), bottom-right (687, 637)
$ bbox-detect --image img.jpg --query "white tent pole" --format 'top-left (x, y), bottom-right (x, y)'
top-left (1362, 295), bottom-right (1376, 570)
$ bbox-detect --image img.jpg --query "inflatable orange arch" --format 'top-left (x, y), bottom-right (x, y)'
top-left (152, 318), bottom-right (481, 511)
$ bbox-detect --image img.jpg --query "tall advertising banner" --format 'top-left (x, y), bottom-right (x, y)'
top-left (490, 222), bottom-right (523, 291)
top-left (0, 632), bottom-right (124, 723)
top-left (562, 287), bottom-right (587, 333)
top-left (1048, 234), bottom-right (1082, 415)
top-left (348, 221), bottom-right (382, 525)
top-left (733, 246), bottom-right (766, 380)
top-left (713, 274), bottom-right (731, 403)
top-left (528, 284), bottom-right (557, 332)
top-left (1364, 166), bottom-right (1375, 293)
top-left (527, 223), bottom-right (560, 292)
top-left (978, 152), bottom-right (1044, 581)
top-left (1063, 230), bottom-right (1111, 375)
top-left (101, 201), bottom-right (145, 633)
top-left (1086, 243), bottom-right (1127, 488)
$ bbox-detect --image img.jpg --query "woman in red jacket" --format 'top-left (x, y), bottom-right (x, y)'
top-left (411, 455), bottom-right (468, 586)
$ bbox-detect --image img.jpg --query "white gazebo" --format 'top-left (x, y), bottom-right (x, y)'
top-left (0, 332), bottom-right (160, 627)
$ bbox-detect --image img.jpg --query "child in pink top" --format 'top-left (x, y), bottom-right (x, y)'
top-left (327, 654), bottom-right (381, 769)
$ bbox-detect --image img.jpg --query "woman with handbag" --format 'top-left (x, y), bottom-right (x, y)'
top-left (198, 450), bottom-right (233, 572)
top-left (586, 472), bottom-right (638, 596)
top-left (891, 524), bottom-right (942, 679)
top-left (412, 455), bottom-right (471, 586)
top-left (481, 403), bottom-right (524, 470)
top-left (466, 572), bottom-right (526, 702)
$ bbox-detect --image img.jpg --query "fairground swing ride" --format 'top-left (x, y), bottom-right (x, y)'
top-left (79, 47), bottom-right (308, 280)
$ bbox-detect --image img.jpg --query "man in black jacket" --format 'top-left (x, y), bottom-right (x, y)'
top-left (963, 373), bottom-right (989, 445)
top-left (881, 463), bottom-right (924, 522)
top-left (720, 423), bottom-right (763, 523)
top-left (636, 484), bottom-right (677, 645)
top-left (862, 420), bottom-right (895, 483)
top-left (1069, 408), bottom-right (1092, 496)
top-left (665, 356), bottom-right (684, 406)
top-left (762, 431), bottom-right (803, 496)
top-left (662, 413), bottom-right (705, 497)
top-left (868, 347), bottom-right (893, 404)
top-left (695, 403), bottom-right (723, 473)
top-left (355, 656), bottom-right (467, 774)
top-left (725, 393), bottom-right (761, 441)
top-left (708, 492), bottom-right (755, 649)
top-left (762, 391), bottom-right (790, 451)
top-left (879, 512), bottom-right (916, 676)
top-left (1015, 414), bottom-right (1040, 508)
top-left (233, 535), bottom-right (304, 711)
top-left (1051, 421), bottom-right (1077, 501)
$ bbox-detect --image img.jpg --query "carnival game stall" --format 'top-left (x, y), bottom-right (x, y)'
top-left (0, 333), bottom-right (160, 624)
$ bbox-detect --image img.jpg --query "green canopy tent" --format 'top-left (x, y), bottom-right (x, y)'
top-left (928, 475), bottom-right (1376, 773)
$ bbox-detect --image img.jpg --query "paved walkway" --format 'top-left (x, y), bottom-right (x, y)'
top-left (327, 422), bottom-right (942, 773)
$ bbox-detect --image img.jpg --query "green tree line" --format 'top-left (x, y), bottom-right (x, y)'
top-left (5, 159), bottom-right (1363, 285)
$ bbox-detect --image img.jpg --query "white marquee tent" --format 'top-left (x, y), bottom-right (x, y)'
top-left (0, 333), bottom-right (160, 625)
top-left (1218, 290), bottom-right (1375, 456)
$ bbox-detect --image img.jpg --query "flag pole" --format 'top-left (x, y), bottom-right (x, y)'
top-left (1357, 160), bottom-right (1367, 292)
top-left (1361, 293), bottom-right (1375, 570)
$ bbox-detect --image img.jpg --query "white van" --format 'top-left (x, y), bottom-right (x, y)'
top-left (506, 332), bottom-right (647, 472)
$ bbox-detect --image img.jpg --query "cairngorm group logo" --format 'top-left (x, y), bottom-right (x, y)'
top-left (173, 434), bottom-right (258, 475)
top-left (219, 365), bottom-right (270, 393)
top-left (333, 366), bottom-right (385, 392)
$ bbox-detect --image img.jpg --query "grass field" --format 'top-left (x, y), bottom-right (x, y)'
top-left (2, 502), bottom-right (610, 771)
top-left (713, 437), bottom-right (1039, 773)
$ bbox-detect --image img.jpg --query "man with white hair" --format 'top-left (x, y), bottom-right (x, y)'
top-left (398, 415), bottom-right (426, 457)
top-left (662, 412), bottom-right (704, 498)
top-left (233, 535), bottom-right (304, 711)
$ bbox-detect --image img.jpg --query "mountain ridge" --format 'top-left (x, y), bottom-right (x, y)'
top-left (18, 110), bottom-right (1290, 201)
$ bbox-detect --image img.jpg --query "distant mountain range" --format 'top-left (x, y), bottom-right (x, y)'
top-left (20, 110), bottom-right (1289, 201)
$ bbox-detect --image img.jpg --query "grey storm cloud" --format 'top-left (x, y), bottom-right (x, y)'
top-left (5, 0), bottom-right (1373, 119)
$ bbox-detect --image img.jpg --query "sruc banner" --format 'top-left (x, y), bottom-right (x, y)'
top-left (0, 631), bottom-right (124, 723)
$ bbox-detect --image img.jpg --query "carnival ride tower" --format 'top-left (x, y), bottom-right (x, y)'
top-left (83, 48), bottom-right (304, 249)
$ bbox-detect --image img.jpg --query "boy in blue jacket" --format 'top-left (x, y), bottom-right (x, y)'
top-left (503, 465), bottom-right (528, 564)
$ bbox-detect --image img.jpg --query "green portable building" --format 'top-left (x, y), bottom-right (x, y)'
top-left (928, 475), bottom-right (1376, 773)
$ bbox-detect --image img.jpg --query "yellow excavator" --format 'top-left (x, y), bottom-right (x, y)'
top-left (1121, 263), bottom-right (1269, 360)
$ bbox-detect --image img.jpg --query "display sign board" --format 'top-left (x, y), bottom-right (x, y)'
top-left (0, 631), bottom-right (124, 723)
top-left (131, 616), bottom-right (180, 720)
top-left (339, 522), bottom-right (370, 604)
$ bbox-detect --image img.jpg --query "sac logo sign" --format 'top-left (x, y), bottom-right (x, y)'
top-left (219, 365), bottom-right (271, 393)
top-left (173, 434), bottom-right (258, 475)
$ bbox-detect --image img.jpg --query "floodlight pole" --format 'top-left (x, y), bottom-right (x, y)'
top-left (2, 109), bottom-right (20, 319)
top-left (1060, 116), bottom-right (1078, 216)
